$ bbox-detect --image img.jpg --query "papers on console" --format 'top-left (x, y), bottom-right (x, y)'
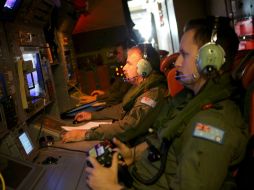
top-left (61, 120), bottom-right (112, 131)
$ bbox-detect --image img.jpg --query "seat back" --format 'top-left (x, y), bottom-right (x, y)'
top-left (160, 53), bottom-right (184, 97)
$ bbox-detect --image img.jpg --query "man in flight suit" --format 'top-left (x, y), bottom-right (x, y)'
top-left (79, 41), bottom-right (133, 106)
top-left (62, 44), bottom-right (166, 143)
top-left (84, 17), bottom-right (249, 190)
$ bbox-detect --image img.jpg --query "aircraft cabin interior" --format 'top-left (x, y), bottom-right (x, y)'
top-left (0, 0), bottom-right (254, 189)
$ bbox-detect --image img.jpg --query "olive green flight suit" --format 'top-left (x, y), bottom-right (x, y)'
top-left (85, 72), bottom-right (167, 143)
top-left (128, 74), bottom-right (249, 190)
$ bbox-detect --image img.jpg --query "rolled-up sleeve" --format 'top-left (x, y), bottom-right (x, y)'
top-left (91, 103), bottom-right (124, 120)
top-left (87, 87), bottom-right (165, 141)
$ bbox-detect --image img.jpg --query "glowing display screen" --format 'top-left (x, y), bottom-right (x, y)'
top-left (22, 53), bottom-right (45, 98)
top-left (19, 132), bottom-right (34, 155)
top-left (4, 0), bottom-right (17, 9)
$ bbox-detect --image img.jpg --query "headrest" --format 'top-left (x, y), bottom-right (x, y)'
top-left (159, 53), bottom-right (183, 97)
top-left (167, 67), bottom-right (184, 97)
top-left (160, 53), bottom-right (179, 75)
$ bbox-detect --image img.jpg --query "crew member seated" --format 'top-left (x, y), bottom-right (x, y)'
top-left (85, 16), bottom-right (249, 190)
top-left (79, 40), bottom-right (134, 106)
top-left (62, 44), bottom-right (167, 143)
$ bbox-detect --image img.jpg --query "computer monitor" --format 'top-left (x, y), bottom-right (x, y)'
top-left (16, 130), bottom-right (39, 161)
top-left (22, 52), bottom-right (45, 101)
top-left (0, 0), bottom-right (22, 21)
top-left (18, 132), bottom-right (34, 155)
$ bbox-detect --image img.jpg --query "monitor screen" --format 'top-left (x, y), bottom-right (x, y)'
top-left (26, 72), bottom-right (35, 89)
top-left (22, 53), bottom-right (45, 98)
top-left (4, 0), bottom-right (16, 9)
top-left (18, 132), bottom-right (34, 155)
top-left (0, 0), bottom-right (22, 21)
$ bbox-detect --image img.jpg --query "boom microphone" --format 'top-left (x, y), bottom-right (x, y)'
top-left (175, 72), bottom-right (200, 81)
top-left (123, 75), bottom-right (139, 82)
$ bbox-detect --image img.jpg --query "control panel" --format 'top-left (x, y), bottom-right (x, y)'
top-left (3, 22), bottom-right (55, 121)
top-left (0, 20), bottom-right (56, 161)
top-left (0, 122), bottom-right (38, 161)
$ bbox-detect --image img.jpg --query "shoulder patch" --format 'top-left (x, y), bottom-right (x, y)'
top-left (193, 122), bottom-right (224, 144)
top-left (141, 97), bottom-right (157, 108)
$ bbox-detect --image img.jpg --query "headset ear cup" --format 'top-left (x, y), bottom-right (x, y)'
top-left (196, 42), bottom-right (225, 75)
top-left (137, 58), bottom-right (152, 77)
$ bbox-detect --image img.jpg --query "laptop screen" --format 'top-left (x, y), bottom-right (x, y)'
top-left (18, 132), bottom-right (34, 155)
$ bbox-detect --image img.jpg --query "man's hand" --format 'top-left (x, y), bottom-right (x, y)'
top-left (79, 95), bottom-right (97, 104)
top-left (91, 90), bottom-right (105, 96)
top-left (74, 112), bottom-right (92, 122)
top-left (62, 130), bottom-right (86, 143)
top-left (113, 138), bottom-right (134, 166)
top-left (85, 153), bottom-right (123, 190)
top-left (113, 138), bottom-right (148, 165)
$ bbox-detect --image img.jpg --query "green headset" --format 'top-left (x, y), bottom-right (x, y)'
top-left (196, 18), bottom-right (226, 75)
top-left (137, 43), bottom-right (153, 77)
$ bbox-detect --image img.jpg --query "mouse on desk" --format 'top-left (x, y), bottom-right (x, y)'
top-left (73, 119), bottom-right (82, 124)
top-left (42, 156), bottom-right (58, 165)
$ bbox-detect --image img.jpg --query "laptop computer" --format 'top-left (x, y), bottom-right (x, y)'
top-left (60, 101), bottom-right (106, 119)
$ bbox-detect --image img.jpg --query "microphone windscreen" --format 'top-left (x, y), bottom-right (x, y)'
top-left (175, 75), bottom-right (181, 80)
top-left (167, 68), bottom-right (184, 96)
top-left (175, 70), bottom-right (181, 80)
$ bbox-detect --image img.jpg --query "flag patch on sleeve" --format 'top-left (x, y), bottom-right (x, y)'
top-left (193, 122), bottom-right (224, 144)
top-left (141, 97), bottom-right (157, 108)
